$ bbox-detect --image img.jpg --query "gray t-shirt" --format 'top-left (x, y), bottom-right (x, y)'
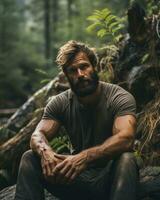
top-left (42, 82), bottom-right (136, 153)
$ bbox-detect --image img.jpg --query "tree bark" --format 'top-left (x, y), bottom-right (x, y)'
top-left (44, 0), bottom-right (51, 60)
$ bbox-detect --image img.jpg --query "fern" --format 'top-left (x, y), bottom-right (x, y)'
top-left (50, 135), bottom-right (73, 154)
top-left (86, 8), bottom-right (125, 43)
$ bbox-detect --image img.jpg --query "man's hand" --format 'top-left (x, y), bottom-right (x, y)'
top-left (52, 153), bottom-right (88, 184)
top-left (41, 149), bottom-right (64, 178)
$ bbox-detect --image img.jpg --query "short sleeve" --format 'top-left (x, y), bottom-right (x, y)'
top-left (42, 95), bottom-right (64, 122)
top-left (111, 86), bottom-right (136, 119)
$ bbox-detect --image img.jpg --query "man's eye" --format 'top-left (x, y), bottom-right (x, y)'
top-left (80, 65), bottom-right (89, 70)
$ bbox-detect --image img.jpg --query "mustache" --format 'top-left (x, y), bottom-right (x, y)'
top-left (74, 77), bottom-right (91, 86)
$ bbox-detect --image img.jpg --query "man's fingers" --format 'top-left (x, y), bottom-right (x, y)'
top-left (54, 154), bottom-right (68, 160)
top-left (69, 171), bottom-right (78, 182)
top-left (49, 160), bottom-right (57, 173)
top-left (46, 162), bottom-right (52, 176)
top-left (41, 159), bottom-right (53, 176)
top-left (53, 160), bottom-right (66, 174)
top-left (42, 165), bottom-right (46, 176)
top-left (60, 163), bottom-right (71, 175)
top-left (53, 161), bottom-right (74, 184)
top-left (64, 168), bottom-right (76, 184)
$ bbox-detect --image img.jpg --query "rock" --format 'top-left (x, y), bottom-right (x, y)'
top-left (1, 166), bottom-right (160, 200)
top-left (0, 185), bottom-right (59, 200)
top-left (138, 167), bottom-right (160, 200)
top-left (127, 65), bottom-right (160, 111)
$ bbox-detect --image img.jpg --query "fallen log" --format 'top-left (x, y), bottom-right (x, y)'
top-left (0, 73), bottom-right (69, 146)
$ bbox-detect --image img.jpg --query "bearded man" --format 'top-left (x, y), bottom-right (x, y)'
top-left (14, 41), bottom-right (138, 200)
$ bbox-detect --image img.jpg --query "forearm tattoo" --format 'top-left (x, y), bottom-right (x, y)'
top-left (31, 132), bottom-right (51, 155)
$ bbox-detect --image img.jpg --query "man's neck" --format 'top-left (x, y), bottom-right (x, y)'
top-left (77, 83), bottom-right (101, 106)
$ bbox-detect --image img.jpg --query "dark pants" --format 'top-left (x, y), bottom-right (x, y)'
top-left (14, 150), bottom-right (138, 200)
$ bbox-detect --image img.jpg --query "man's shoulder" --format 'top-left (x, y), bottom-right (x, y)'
top-left (50, 89), bottom-right (72, 101)
top-left (100, 81), bottom-right (135, 103)
top-left (47, 89), bottom-right (72, 110)
top-left (100, 81), bottom-right (126, 95)
top-left (100, 82), bottom-right (136, 116)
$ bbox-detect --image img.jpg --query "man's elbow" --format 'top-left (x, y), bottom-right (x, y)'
top-left (30, 132), bottom-right (37, 151)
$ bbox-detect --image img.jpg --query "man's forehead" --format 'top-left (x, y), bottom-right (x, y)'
top-left (70, 52), bottom-right (90, 66)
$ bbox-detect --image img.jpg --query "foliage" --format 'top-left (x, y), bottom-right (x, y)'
top-left (97, 45), bottom-right (119, 82)
top-left (146, 0), bottom-right (160, 15)
top-left (86, 8), bottom-right (125, 43)
top-left (0, 0), bottom-right (46, 108)
top-left (0, 0), bottom-right (110, 108)
top-left (35, 67), bottom-right (59, 84)
top-left (50, 135), bottom-right (73, 154)
top-left (1, 0), bottom-right (159, 109)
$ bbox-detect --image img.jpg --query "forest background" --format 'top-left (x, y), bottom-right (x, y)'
top-left (1, 1), bottom-right (160, 198)
top-left (0, 0), bottom-right (152, 112)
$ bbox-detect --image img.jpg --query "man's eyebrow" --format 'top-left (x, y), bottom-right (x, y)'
top-left (71, 61), bottom-right (90, 67)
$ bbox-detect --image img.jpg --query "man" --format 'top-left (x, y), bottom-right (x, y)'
top-left (15, 40), bottom-right (138, 200)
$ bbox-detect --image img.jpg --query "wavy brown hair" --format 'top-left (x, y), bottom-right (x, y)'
top-left (56, 40), bottom-right (98, 72)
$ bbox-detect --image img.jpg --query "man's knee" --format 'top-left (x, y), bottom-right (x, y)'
top-left (120, 152), bottom-right (135, 163)
top-left (21, 150), bottom-right (35, 164)
top-left (19, 150), bottom-right (40, 174)
top-left (118, 152), bottom-right (137, 169)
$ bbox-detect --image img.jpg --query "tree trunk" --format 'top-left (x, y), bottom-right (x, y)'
top-left (51, 0), bottom-right (59, 59)
top-left (44, 0), bottom-right (51, 60)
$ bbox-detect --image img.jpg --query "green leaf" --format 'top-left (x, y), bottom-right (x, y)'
top-left (141, 54), bottom-right (149, 63)
top-left (86, 7), bottom-right (125, 43)
top-left (101, 8), bottom-right (111, 16)
top-left (101, 8), bottom-right (111, 19)
top-left (109, 21), bottom-right (120, 30)
top-left (94, 9), bottom-right (104, 17)
top-left (97, 29), bottom-right (107, 38)
top-left (112, 24), bottom-right (124, 33)
top-left (86, 22), bottom-right (101, 33)
top-left (87, 15), bottom-right (100, 21)
top-left (56, 144), bottom-right (68, 153)
top-left (105, 15), bottom-right (117, 24)
top-left (35, 68), bottom-right (48, 76)
top-left (40, 79), bottom-right (51, 84)
top-left (114, 34), bottom-right (123, 42)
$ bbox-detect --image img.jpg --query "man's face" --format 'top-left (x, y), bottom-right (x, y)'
top-left (65, 52), bottom-right (99, 97)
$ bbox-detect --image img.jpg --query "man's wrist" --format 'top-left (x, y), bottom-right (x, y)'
top-left (38, 143), bottom-right (53, 157)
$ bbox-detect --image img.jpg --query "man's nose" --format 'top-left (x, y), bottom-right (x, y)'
top-left (77, 68), bottom-right (84, 77)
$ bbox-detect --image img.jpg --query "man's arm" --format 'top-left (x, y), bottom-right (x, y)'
top-left (30, 119), bottom-right (65, 178)
top-left (81, 114), bottom-right (136, 162)
top-left (54, 114), bottom-right (136, 182)
top-left (30, 119), bottom-right (60, 155)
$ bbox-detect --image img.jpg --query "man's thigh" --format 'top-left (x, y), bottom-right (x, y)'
top-left (45, 161), bottom-right (113, 200)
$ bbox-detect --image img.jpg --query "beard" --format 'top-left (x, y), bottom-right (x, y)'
top-left (68, 70), bottom-right (99, 97)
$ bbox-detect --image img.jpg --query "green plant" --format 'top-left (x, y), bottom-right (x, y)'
top-left (146, 0), bottom-right (160, 15)
top-left (86, 8), bottom-right (125, 43)
top-left (50, 135), bottom-right (73, 154)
